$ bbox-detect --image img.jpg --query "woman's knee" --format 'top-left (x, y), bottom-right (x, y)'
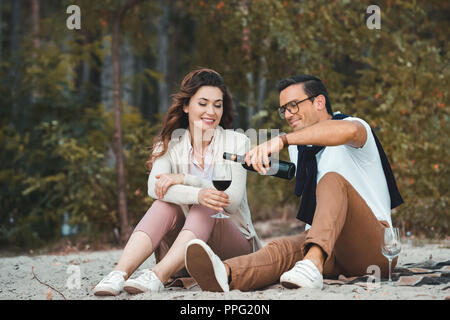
top-left (135, 200), bottom-right (183, 236)
top-left (189, 204), bottom-right (216, 215)
top-left (185, 205), bottom-right (217, 225)
top-left (182, 205), bottom-right (216, 242)
top-left (149, 200), bottom-right (183, 219)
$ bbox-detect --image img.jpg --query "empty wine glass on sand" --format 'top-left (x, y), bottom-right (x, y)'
top-left (381, 227), bottom-right (401, 285)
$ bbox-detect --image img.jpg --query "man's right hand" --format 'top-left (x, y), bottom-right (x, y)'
top-left (198, 189), bottom-right (230, 212)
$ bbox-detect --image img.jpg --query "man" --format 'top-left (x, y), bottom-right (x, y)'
top-left (184, 75), bottom-right (403, 291)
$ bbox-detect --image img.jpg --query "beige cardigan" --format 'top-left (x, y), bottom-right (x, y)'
top-left (147, 126), bottom-right (263, 252)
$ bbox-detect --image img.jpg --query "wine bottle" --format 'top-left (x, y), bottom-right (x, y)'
top-left (223, 152), bottom-right (296, 180)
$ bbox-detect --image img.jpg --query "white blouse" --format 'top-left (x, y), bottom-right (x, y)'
top-left (147, 126), bottom-right (263, 252)
top-left (188, 137), bottom-right (214, 181)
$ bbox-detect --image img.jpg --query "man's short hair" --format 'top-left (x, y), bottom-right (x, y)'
top-left (276, 75), bottom-right (333, 115)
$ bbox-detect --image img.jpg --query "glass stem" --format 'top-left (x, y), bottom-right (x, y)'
top-left (388, 258), bottom-right (392, 284)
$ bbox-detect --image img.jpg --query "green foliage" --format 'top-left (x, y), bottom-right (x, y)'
top-left (0, 105), bottom-right (159, 249)
top-left (0, 0), bottom-right (448, 250)
top-left (191, 0), bottom-right (449, 237)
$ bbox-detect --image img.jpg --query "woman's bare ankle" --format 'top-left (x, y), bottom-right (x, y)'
top-left (112, 267), bottom-right (130, 279)
top-left (151, 267), bottom-right (167, 284)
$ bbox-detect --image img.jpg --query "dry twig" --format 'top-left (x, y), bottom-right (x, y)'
top-left (31, 266), bottom-right (67, 300)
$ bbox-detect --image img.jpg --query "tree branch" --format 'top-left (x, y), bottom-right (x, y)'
top-left (32, 266), bottom-right (67, 300)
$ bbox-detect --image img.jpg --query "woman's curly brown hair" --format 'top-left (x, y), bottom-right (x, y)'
top-left (146, 68), bottom-right (234, 171)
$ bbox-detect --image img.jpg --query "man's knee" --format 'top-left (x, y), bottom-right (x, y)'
top-left (316, 172), bottom-right (349, 194)
top-left (319, 172), bottom-right (346, 184)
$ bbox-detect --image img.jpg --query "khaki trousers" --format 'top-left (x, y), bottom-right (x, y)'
top-left (225, 172), bottom-right (397, 291)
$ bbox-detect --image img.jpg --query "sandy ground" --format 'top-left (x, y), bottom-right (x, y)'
top-left (1, 235), bottom-right (449, 301)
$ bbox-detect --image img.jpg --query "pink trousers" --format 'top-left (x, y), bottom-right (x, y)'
top-left (133, 200), bottom-right (252, 277)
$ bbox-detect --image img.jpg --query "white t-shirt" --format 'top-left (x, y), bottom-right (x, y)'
top-left (288, 114), bottom-right (392, 230)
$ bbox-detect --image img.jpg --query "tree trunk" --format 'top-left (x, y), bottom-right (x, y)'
top-left (0, 0), bottom-right (3, 59)
top-left (30, 0), bottom-right (40, 102)
top-left (112, 11), bottom-right (130, 244)
top-left (121, 38), bottom-right (134, 106)
top-left (257, 56), bottom-right (267, 113)
top-left (156, 0), bottom-right (169, 114)
top-left (10, 0), bottom-right (21, 121)
top-left (101, 37), bottom-right (113, 111)
top-left (255, 56), bottom-right (267, 127)
top-left (241, 0), bottom-right (251, 129)
top-left (31, 0), bottom-right (40, 50)
top-left (10, 0), bottom-right (20, 57)
top-left (81, 30), bottom-right (90, 90)
top-left (246, 72), bottom-right (254, 126)
top-left (135, 55), bottom-right (144, 116)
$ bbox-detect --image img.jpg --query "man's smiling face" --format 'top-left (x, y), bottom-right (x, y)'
top-left (279, 83), bottom-right (322, 132)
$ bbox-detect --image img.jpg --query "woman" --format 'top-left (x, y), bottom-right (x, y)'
top-left (93, 68), bottom-right (262, 296)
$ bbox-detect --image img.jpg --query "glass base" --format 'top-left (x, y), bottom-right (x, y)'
top-left (211, 212), bottom-right (230, 219)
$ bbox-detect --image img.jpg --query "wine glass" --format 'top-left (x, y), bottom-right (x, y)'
top-left (381, 227), bottom-right (401, 285)
top-left (211, 162), bottom-right (232, 219)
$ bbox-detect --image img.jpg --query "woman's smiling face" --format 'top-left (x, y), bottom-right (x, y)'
top-left (184, 86), bottom-right (224, 133)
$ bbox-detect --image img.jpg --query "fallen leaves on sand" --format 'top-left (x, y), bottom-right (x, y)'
top-left (46, 289), bottom-right (53, 300)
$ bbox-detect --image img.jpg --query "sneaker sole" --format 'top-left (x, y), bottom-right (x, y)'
top-left (185, 243), bottom-right (224, 292)
top-left (123, 282), bottom-right (147, 294)
top-left (93, 289), bottom-right (120, 296)
top-left (281, 281), bottom-right (323, 289)
top-left (280, 276), bottom-right (323, 290)
top-left (280, 280), bottom-right (301, 289)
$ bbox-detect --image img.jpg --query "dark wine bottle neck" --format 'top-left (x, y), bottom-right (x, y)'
top-left (223, 152), bottom-right (296, 180)
top-left (223, 152), bottom-right (242, 163)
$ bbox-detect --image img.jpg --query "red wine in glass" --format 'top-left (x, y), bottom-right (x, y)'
top-left (213, 180), bottom-right (232, 191)
top-left (211, 163), bottom-right (232, 219)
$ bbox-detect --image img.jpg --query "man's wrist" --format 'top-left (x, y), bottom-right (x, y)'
top-left (280, 134), bottom-right (289, 148)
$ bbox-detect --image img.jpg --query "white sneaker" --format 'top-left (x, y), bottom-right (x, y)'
top-left (93, 270), bottom-right (127, 296)
top-left (280, 259), bottom-right (323, 289)
top-left (185, 239), bottom-right (230, 292)
top-left (123, 269), bottom-right (164, 294)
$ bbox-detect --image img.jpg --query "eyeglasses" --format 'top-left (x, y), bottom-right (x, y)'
top-left (277, 94), bottom-right (319, 119)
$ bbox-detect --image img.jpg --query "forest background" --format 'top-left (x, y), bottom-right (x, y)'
top-left (0, 0), bottom-right (448, 251)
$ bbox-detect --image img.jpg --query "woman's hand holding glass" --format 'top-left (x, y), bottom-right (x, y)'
top-left (198, 189), bottom-right (230, 212)
top-left (154, 173), bottom-right (230, 212)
